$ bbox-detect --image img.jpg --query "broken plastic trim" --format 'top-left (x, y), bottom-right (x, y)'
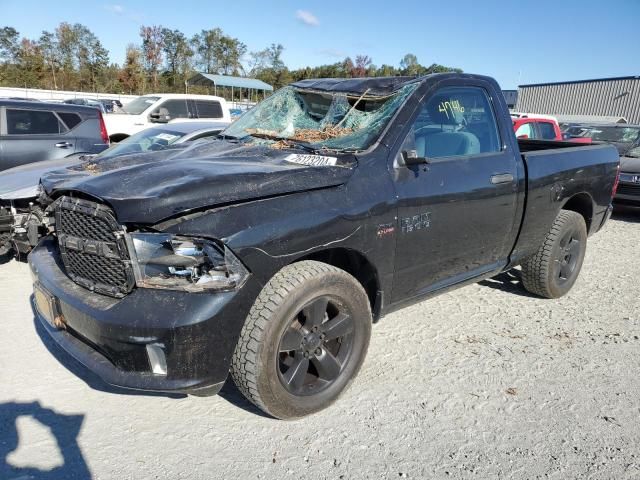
top-left (125, 232), bottom-right (249, 293)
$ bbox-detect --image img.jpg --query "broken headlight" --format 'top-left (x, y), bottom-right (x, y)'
top-left (126, 233), bottom-right (249, 292)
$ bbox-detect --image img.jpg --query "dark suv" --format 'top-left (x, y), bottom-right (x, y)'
top-left (0, 100), bottom-right (110, 172)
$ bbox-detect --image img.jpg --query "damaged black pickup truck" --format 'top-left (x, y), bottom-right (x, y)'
top-left (29, 73), bottom-right (619, 419)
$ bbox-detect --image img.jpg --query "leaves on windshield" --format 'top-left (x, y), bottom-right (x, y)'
top-left (246, 126), bottom-right (354, 149)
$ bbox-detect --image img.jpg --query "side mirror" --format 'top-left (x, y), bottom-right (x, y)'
top-left (402, 149), bottom-right (428, 166)
top-left (149, 107), bottom-right (170, 123)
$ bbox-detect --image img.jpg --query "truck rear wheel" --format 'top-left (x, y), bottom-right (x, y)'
top-left (230, 260), bottom-right (372, 419)
top-left (521, 209), bottom-right (587, 298)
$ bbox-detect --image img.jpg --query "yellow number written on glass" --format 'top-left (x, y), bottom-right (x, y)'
top-left (437, 99), bottom-right (465, 119)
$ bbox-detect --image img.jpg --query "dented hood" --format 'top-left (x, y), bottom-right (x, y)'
top-left (40, 140), bottom-right (355, 224)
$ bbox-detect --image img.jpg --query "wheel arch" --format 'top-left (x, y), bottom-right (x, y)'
top-left (109, 133), bottom-right (129, 143)
top-left (294, 247), bottom-right (382, 322)
top-left (561, 192), bottom-right (594, 233)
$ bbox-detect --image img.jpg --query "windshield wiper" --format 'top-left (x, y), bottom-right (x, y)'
top-left (216, 133), bottom-right (243, 143)
top-left (246, 132), bottom-right (319, 153)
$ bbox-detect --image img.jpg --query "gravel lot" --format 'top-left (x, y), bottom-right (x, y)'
top-left (1, 209), bottom-right (639, 480)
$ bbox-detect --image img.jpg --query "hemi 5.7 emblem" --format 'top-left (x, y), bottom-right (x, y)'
top-left (400, 213), bottom-right (431, 234)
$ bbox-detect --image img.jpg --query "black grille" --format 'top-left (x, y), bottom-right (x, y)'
top-left (618, 183), bottom-right (640, 196)
top-left (55, 197), bottom-right (135, 297)
top-left (59, 208), bottom-right (118, 243)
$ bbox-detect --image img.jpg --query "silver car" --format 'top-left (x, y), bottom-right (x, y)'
top-left (0, 99), bottom-right (111, 172)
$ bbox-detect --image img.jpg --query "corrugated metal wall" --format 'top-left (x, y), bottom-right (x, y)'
top-left (516, 78), bottom-right (640, 123)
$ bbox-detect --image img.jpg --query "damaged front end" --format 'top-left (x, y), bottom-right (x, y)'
top-left (126, 233), bottom-right (249, 293)
top-left (29, 193), bottom-right (260, 395)
top-left (0, 196), bottom-right (50, 258)
top-left (0, 204), bottom-right (11, 257)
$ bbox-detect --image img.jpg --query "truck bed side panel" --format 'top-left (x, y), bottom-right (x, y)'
top-left (510, 142), bottom-right (619, 265)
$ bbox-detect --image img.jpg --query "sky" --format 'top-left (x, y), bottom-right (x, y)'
top-left (1, 0), bottom-right (639, 89)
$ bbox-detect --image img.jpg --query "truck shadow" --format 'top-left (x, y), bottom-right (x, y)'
top-left (0, 401), bottom-right (91, 480)
top-left (478, 270), bottom-right (540, 298)
top-left (33, 314), bottom-right (186, 399)
top-left (217, 382), bottom-right (272, 418)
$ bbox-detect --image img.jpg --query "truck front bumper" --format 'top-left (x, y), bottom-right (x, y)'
top-left (29, 238), bottom-right (259, 396)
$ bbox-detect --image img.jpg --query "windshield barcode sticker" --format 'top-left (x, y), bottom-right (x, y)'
top-left (285, 154), bottom-right (338, 167)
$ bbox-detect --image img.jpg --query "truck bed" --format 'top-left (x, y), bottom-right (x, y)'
top-left (510, 139), bottom-right (619, 264)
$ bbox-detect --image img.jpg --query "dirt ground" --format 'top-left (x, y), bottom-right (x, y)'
top-left (1, 209), bottom-right (639, 480)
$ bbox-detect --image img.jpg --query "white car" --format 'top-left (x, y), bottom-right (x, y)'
top-left (104, 94), bottom-right (230, 142)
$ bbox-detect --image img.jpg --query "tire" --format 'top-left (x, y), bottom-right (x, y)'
top-left (521, 209), bottom-right (587, 299)
top-left (230, 260), bottom-right (372, 419)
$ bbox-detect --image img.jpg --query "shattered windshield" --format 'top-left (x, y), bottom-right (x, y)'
top-left (223, 83), bottom-right (418, 151)
top-left (625, 145), bottom-right (640, 158)
top-left (587, 126), bottom-right (640, 143)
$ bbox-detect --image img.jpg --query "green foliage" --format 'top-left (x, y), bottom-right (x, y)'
top-left (139, 25), bottom-right (164, 90)
top-left (162, 28), bottom-right (193, 88)
top-left (118, 44), bottom-right (145, 94)
top-left (0, 27), bottom-right (20, 62)
top-left (0, 23), bottom-right (462, 98)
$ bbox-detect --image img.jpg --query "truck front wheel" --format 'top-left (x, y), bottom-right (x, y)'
top-left (230, 260), bottom-right (372, 419)
top-left (521, 209), bottom-right (587, 298)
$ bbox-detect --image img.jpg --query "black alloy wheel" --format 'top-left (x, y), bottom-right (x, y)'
top-left (521, 209), bottom-right (587, 298)
top-left (230, 260), bottom-right (372, 419)
top-left (555, 229), bottom-right (581, 284)
top-left (277, 296), bottom-right (354, 396)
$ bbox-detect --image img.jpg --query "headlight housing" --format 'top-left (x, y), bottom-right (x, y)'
top-left (126, 233), bottom-right (249, 292)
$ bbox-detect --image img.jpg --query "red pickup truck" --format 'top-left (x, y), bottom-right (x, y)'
top-left (512, 114), bottom-right (563, 141)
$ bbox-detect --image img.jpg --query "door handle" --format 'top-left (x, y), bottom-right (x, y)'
top-left (55, 142), bottom-right (73, 148)
top-left (490, 173), bottom-right (514, 184)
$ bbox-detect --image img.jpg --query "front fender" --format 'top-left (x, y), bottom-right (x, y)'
top-left (157, 186), bottom-right (370, 285)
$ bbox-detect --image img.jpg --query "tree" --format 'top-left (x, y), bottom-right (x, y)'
top-left (75, 26), bottom-right (109, 91)
top-left (139, 25), bottom-right (164, 90)
top-left (248, 43), bottom-right (285, 77)
top-left (423, 63), bottom-right (463, 75)
top-left (375, 64), bottom-right (396, 77)
top-left (191, 28), bottom-right (222, 73)
top-left (213, 34), bottom-right (246, 75)
top-left (38, 31), bottom-right (59, 89)
top-left (342, 57), bottom-right (354, 78)
top-left (352, 55), bottom-right (372, 77)
top-left (400, 53), bottom-right (419, 76)
top-left (15, 38), bottom-right (46, 88)
top-left (191, 28), bottom-right (246, 76)
top-left (0, 26), bottom-right (21, 85)
top-left (266, 43), bottom-right (285, 71)
top-left (0, 26), bottom-right (20, 62)
top-left (55, 22), bottom-right (79, 89)
top-left (118, 44), bottom-right (144, 94)
top-left (162, 28), bottom-right (193, 87)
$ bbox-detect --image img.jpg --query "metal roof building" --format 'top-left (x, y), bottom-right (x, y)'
top-left (515, 76), bottom-right (640, 124)
top-left (187, 73), bottom-right (273, 101)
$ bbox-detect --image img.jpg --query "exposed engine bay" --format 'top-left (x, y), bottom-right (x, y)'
top-left (0, 198), bottom-right (50, 258)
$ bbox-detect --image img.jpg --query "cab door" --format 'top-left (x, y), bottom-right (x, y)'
top-left (391, 83), bottom-right (520, 302)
